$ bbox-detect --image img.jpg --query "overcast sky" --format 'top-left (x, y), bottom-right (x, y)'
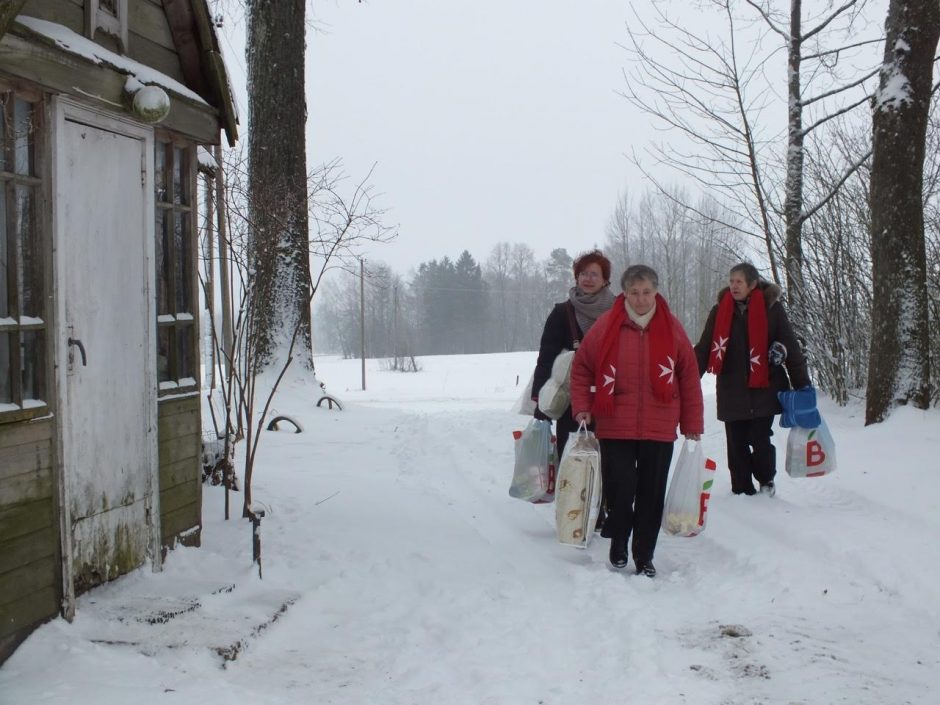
top-left (216, 2), bottom-right (891, 277)
top-left (299, 1), bottom-right (645, 274)
top-left (218, 1), bottom-right (644, 276)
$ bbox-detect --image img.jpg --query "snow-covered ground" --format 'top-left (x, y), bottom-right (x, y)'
top-left (2, 352), bottom-right (938, 705)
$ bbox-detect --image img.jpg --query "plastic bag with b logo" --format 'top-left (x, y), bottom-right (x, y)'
top-left (784, 416), bottom-right (836, 478)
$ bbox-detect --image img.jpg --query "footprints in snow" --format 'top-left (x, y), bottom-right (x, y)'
top-left (685, 623), bottom-right (771, 683)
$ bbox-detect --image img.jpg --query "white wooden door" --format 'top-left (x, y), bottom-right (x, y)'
top-left (54, 101), bottom-right (159, 606)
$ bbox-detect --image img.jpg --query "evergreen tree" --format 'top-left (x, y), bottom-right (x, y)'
top-left (454, 251), bottom-right (488, 353)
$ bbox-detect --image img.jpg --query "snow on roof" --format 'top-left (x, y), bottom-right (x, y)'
top-left (16, 16), bottom-right (207, 105)
top-left (197, 146), bottom-right (219, 172)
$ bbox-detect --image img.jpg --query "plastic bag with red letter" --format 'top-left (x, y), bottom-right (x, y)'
top-left (784, 416), bottom-right (836, 478)
top-left (661, 440), bottom-right (717, 537)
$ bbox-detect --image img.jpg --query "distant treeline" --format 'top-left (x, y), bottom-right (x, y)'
top-left (313, 189), bottom-right (742, 360)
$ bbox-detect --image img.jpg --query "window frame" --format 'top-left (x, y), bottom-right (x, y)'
top-left (0, 82), bottom-right (49, 425)
top-left (85, 0), bottom-right (129, 54)
top-left (154, 131), bottom-right (199, 397)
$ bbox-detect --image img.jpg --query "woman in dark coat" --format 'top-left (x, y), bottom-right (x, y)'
top-left (531, 249), bottom-right (615, 460)
top-left (694, 262), bottom-right (811, 496)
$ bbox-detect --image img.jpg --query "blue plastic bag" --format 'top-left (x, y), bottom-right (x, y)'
top-left (778, 386), bottom-right (821, 429)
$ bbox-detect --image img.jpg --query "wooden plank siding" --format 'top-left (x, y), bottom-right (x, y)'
top-left (158, 396), bottom-right (202, 548)
top-left (0, 418), bottom-right (59, 661)
top-left (128, 0), bottom-right (186, 83)
top-left (0, 586), bottom-right (57, 660)
top-left (20, 0), bottom-right (185, 83)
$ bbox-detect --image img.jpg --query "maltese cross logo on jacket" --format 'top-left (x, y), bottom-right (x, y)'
top-left (602, 364), bottom-right (616, 395)
top-left (657, 356), bottom-right (676, 385)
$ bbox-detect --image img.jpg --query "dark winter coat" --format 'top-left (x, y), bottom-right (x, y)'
top-left (694, 282), bottom-right (811, 422)
top-left (532, 302), bottom-right (582, 403)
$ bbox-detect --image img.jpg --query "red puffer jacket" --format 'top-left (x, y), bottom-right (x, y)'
top-left (570, 308), bottom-right (704, 442)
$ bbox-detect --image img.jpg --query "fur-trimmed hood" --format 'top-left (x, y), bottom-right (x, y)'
top-left (715, 281), bottom-right (782, 308)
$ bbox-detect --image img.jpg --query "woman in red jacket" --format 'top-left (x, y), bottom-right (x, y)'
top-left (570, 265), bottom-right (703, 576)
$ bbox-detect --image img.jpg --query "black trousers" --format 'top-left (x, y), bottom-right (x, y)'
top-left (724, 416), bottom-right (776, 494)
top-left (599, 439), bottom-right (674, 565)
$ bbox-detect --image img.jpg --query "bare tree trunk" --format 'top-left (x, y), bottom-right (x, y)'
top-left (865, 0), bottom-right (939, 424)
top-left (784, 0), bottom-right (806, 318)
top-left (246, 0), bottom-right (314, 371)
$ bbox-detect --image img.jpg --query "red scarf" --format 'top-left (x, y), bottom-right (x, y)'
top-left (591, 293), bottom-right (677, 417)
top-left (707, 288), bottom-right (769, 387)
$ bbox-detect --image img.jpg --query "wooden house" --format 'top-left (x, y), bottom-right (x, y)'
top-left (0, 0), bottom-right (237, 662)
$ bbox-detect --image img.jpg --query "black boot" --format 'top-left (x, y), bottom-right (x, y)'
top-left (635, 561), bottom-right (656, 578)
top-left (609, 538), bottom-right (628, 569)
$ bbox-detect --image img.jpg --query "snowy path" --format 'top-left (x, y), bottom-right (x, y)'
top-left (1, 353), bottom-right (938, 705)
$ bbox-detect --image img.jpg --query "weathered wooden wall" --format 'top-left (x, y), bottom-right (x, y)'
top-left (20, 0), bottom-right (183, 81)
top-left (159, 395), bottom-right (202, 548)
top-left (0, 0), bottom-right (212, 665)
top-left (0, 418), bottom-right (59, 663)
top-left (2, 0), bottom-right (220, 145)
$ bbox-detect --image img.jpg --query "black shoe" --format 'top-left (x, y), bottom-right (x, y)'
top-left (609, 538), bottom-right (628, 569)
top-left (733, 487), bottom-right (757, 496)
top-left (760, 482), bottom-right (776, 497)
top-left (636, 562), bottom-right (656, 578)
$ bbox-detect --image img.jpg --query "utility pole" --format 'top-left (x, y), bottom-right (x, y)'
top-left (360, 257), bottom-right (366, 390)
top-left (393, 283), bottom-right (400, 361)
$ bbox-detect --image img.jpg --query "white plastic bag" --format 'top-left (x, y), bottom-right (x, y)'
top-left (537, 379), bottom-right (568, 419)
top-left (509, 419), bottom-right (556, 503)
top-left (511, 369), bottom-right (537, 415)
top-left (661, 440), bottom-right (717, 537)
top-left (785, 417), bottom-right (836, 478)
top-left (555, 422), bottom-right (602, 548)
top-left (537, 350), bottom-right (575, 419)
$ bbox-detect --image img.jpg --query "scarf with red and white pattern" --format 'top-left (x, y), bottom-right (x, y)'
top-left (591, 293), bottom-right (677, 416)
top-left (707, 288), bottom-right (769, 388)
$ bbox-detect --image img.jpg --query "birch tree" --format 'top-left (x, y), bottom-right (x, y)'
top-left (744, 0), bottom-right (880, 324)
top-left (865, 0), bottom-right (939, 423)
top-left (622, 1), bottom-right (783, 279)
top-left (622, 0), bottom-right (880, 304)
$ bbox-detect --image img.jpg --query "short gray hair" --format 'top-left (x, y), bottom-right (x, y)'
top-left (620, 264), bottom-right (659, 291)
top-left (730, 262), bottom-right (760, 285)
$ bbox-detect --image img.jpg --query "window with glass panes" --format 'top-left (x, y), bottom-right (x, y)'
top-left (0, 89), bottom-right (46, 419)
top-left (154, 137), bottom-right (196, 391)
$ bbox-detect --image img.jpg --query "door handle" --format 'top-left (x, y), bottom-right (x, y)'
top-left (68, 337), bottom-right (87, 366)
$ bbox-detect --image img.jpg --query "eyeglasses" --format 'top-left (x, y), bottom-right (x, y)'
top-left (578, 271), bottom-right (602, 280)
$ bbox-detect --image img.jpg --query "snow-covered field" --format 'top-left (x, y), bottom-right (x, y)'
top-left (2, 352), bottom-right (938, 705)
